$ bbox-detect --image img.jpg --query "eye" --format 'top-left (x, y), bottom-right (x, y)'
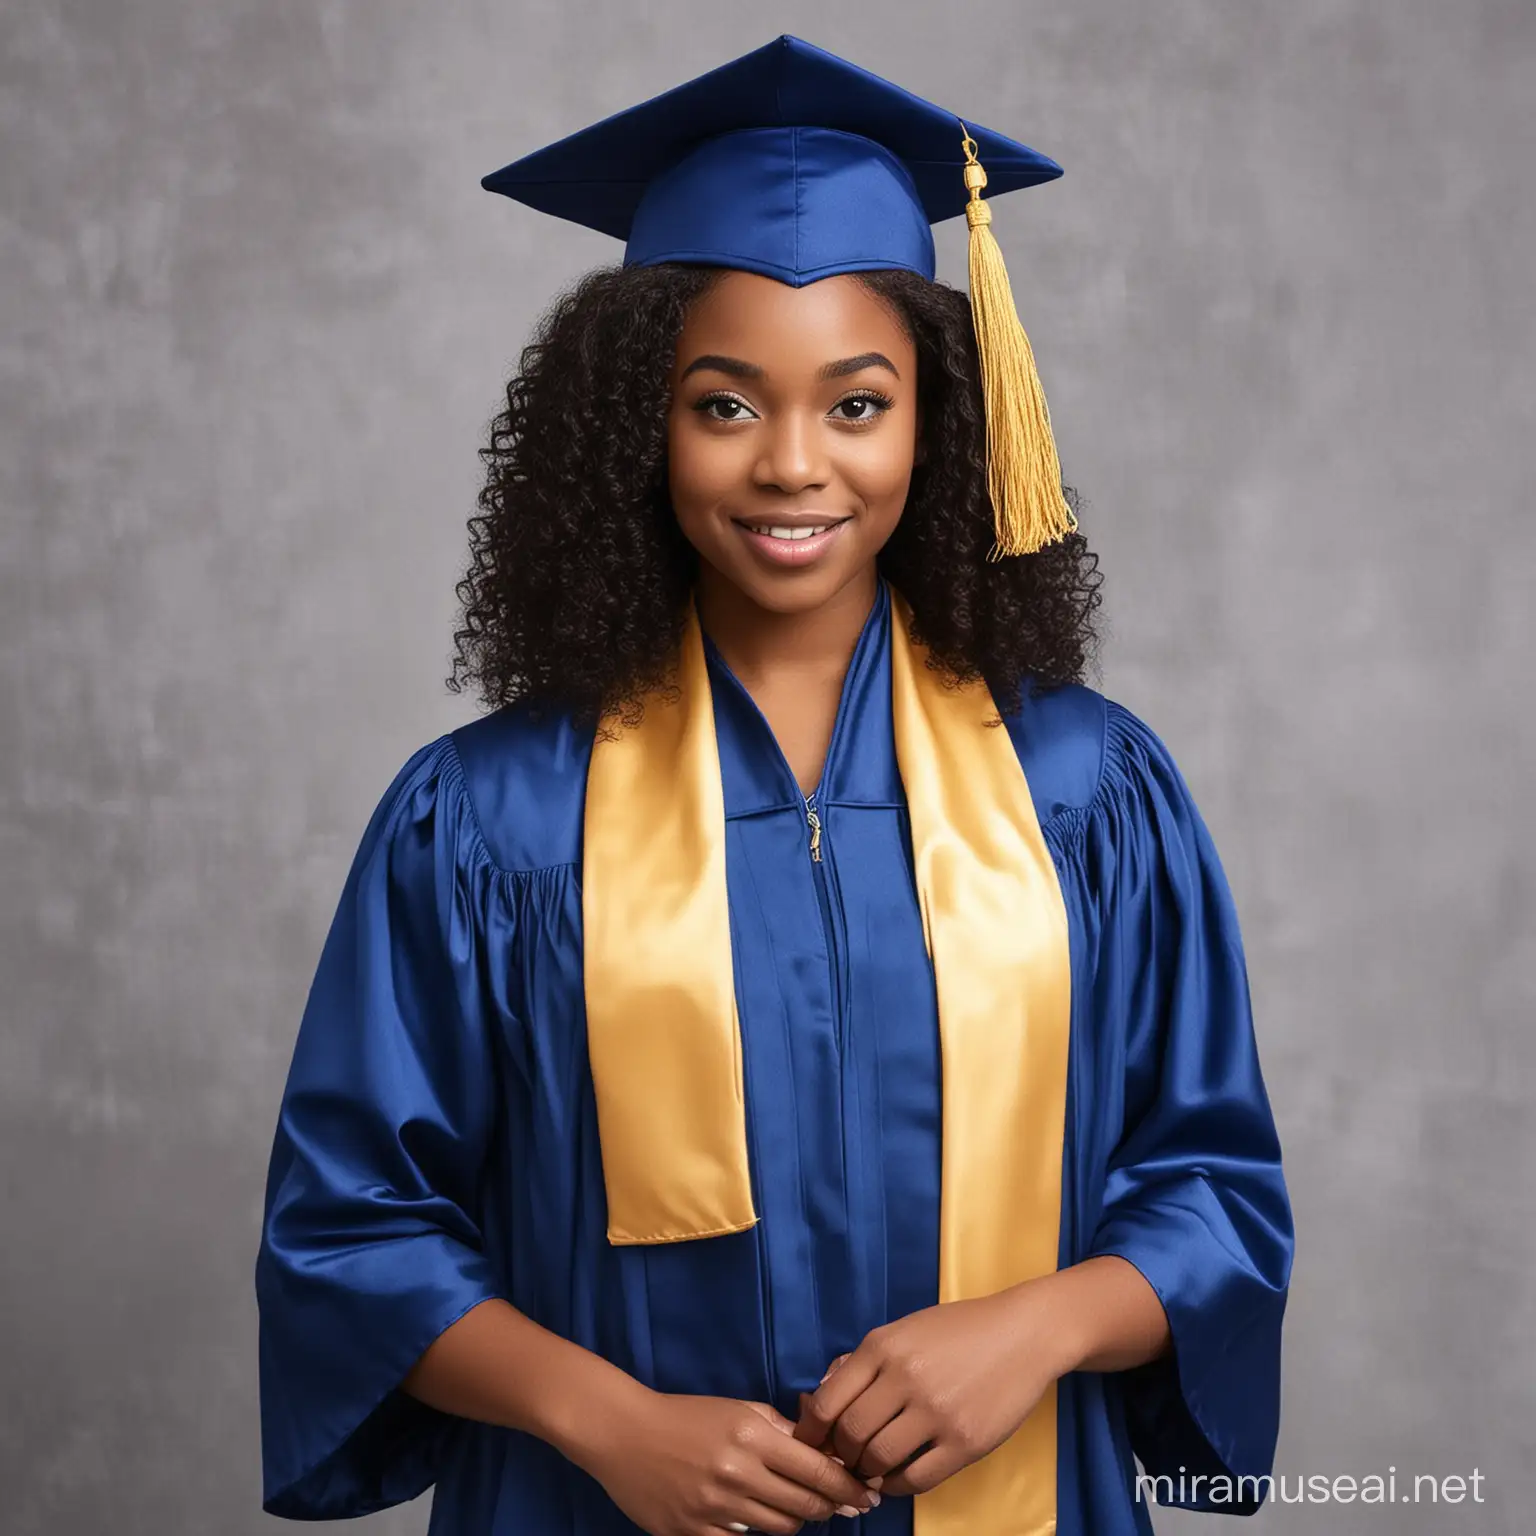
top-left (830, 390), bottom-right (895, 425)
top-left (693, 392), bottom-right (759, 423)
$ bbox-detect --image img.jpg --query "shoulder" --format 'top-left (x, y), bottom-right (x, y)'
top-left (1001, 678), bottom-right (1182, 824)
top-left (999, 677), bottom-right (1111, 824)
top-left (448, 698), bottom-right (596, 873)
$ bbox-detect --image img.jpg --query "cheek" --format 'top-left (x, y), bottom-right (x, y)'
top-left (667, 415), bottom-right (743, 513)
top-left (843, 420), bottom-right (918, 518)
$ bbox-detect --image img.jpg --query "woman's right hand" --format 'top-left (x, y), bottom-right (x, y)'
top-left (582, 1390), bottom-right (881, 1536)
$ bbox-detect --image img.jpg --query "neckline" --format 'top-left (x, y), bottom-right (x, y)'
top-left (699, 578), bottom-right (891, 809)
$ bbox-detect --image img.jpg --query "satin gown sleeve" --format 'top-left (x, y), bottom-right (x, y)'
top-left (254, 736), bottom-right (507, 1519)
top-left (1081, 699), bottom-right (1294, 1512)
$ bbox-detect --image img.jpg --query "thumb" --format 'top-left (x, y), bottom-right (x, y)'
top-left (742, 1400), bottom-right (796, 1435)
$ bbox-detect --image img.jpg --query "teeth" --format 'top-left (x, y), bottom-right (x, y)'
top-left (750, 524), bottom-right (833, 541)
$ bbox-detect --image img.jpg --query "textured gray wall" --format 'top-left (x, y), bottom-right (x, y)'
top-left (2, 2), bottom-right (1531, 1532)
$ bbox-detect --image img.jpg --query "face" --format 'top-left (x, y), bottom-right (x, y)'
top-left (666, 270), bottom-right (920, 618)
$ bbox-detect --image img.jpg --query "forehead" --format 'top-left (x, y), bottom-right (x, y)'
top-left (675, 271), bottom-right (910, 359)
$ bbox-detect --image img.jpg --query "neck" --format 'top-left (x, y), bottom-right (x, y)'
top-left (693, 565), bottom-right (880, 691)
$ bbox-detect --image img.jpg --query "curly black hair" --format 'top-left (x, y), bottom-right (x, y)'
top-left (447, 262), bottom-right (1104, 725)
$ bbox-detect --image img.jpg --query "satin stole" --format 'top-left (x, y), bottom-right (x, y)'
top-left (582, 587), bottom-right (1071, 1536)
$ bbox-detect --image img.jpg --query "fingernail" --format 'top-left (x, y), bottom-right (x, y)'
top-left (836, 1505), bottom-right (860, 1518)
top-left (870, 1493), bottom-right (882, 1507)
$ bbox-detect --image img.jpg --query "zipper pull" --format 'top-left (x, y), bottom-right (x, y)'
top-left (805, 796), bottom-right (823, 863)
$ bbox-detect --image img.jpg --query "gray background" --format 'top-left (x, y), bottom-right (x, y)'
top-left (2, 1), bottom-right (1531, 1532)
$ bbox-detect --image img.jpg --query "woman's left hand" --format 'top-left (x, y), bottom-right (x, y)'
top-left (791, 1285), bottom-right (1073, 1497)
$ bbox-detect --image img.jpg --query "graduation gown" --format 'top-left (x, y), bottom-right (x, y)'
top-left (254, 578), bottom-right (1293, 1534)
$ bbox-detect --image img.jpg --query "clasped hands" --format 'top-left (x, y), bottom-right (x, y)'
top-left (585, 1260), bottom-right (1165, 1533)
top-left (786, 1287), bottom-right (1065, 1500)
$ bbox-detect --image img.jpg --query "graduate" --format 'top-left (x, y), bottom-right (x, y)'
top-left (254, 35), bottom-right (1293, 1536)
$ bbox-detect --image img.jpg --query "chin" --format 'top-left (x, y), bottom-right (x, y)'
top-left (720, 560), bottom-right (860, 618)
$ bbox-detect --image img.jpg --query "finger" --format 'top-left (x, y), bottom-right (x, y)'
top-left (822, 1450), bottom-right (884, 1497)
top-left (807, 1352), bottom-right (854, 1451)
top-left (707, 1496), bottom-right (800, 1536)
top-left (718, 1464), bottom-right (874, 1533)
top-left (742, 1463), bottom-right (867, 1526)
top-left (760, 1429), bottom-right (880, 1510)
top-left (795, 1345), bottom-right (880, 1447)
top-left (820, 1351), bottom-right (851, 1383)
top-left (824, 1454), bottom-right (884, 1486)
top-left (792, 1393), bottom-right (844, 1458)
top-left (827, 1375), bottom-right (906, 1473)
top-left (715, 1487), bottom-right (815, 1536)
top-left (790, 1394), bottom-right (882, 1492)
top-left (791, 1392), bottom-right (826, 1448)
top-left (873, 1438), bottom-right (970, 1499)
top-left (852, 1407), bottom-right (931, 1480)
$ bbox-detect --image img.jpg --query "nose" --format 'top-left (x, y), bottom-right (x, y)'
top-left (753, 407), bottom-right (830, 495)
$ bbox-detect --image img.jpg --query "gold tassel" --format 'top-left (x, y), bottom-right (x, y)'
top-left (961, 132), bottom-right (1078, 559)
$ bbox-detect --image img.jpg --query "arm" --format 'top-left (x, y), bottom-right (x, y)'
top-left (405, 1298), bottom-right (882, 1530)
top-left (791, 1254), bottom-right (1172, 1494)
top-left (1015, 1253), bottom-right (1171, 1375)
top-left (254, 738), bottom-right (507, 1519)
top-left (256, 740), bottom-right (874, 1530)
top-left (399, 1296), bottom-right (651, 1464)
top-left (798, 700), bottom-right (1291, 1512)
top-left (1080, 699), bottom-right (1294, 1511)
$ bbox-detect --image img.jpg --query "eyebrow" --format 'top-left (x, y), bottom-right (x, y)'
top-left (679, 351), bottom-right (901, 383)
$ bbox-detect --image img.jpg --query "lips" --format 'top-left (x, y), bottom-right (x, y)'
top-left (732, 516), bottom-right (852, 568)
top-left (736, 517), bottom-right (847, 538)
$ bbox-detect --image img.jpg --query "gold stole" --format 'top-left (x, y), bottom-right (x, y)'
top-left (582, 586), bottom-right (1071, 1536)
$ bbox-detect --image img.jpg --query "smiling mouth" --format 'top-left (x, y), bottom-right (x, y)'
top-left (733, 517), bottom-right (852, 542)
top-left (730, 516), bottom-right (853, 570)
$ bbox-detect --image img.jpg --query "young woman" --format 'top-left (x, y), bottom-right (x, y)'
top-left (255, 36), bottom-right (1293, 1536)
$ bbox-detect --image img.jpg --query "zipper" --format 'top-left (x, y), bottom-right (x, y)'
top-left (805, 789), bottom-right (856, 1337)
top-left (804, 789), bottom-right (844, 1044)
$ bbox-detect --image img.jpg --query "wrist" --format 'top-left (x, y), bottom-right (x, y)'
top-left (1044, 1267), bottom-right (1101, 1376)
top-left (1014, 1255), bottom-right (1171, 1376)
top-left (538, 1357), bottom-right (656, 1472)
top-left (999, 1267), bottom-right (1099, 1381)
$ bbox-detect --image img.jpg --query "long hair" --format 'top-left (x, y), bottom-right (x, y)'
top-left (449, 263), bottom-right (1104, 724)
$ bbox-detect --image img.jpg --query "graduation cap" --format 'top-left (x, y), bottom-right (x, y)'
top-left (482, 34), bottom-right (1076, 557)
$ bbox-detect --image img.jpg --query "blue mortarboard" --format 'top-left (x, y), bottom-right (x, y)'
top-left (481, 34), bottom-right (1078, 556)
top-left (480, 33), bottom-right (1061, 287)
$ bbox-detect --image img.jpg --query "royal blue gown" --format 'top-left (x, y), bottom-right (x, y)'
top-left (255, 578), bottom-right (1292, 1533)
